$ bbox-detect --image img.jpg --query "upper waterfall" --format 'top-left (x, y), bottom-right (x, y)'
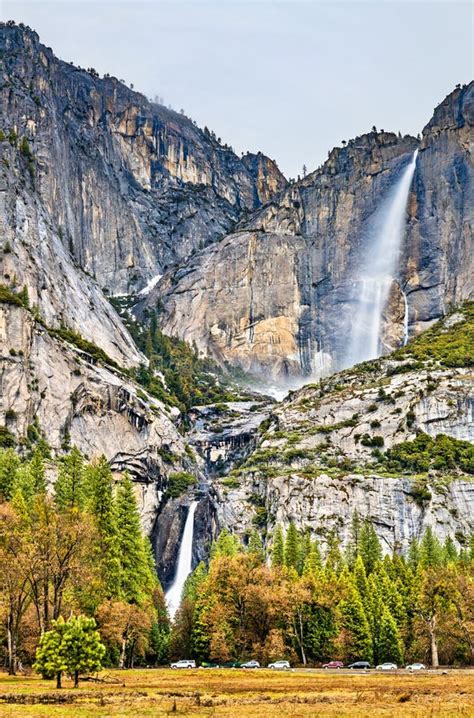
top-left (344, 149), bottom-right (418, 368)
top-left (165, 501), bottom-right (198, 620)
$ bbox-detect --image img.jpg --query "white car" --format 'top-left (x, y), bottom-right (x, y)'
top-left (376, 662), bottom-right (397, 670)
top-left (406, 663), bottom-right (426, 671)
top-left (170, 659), bottom-right (196, 669)
top-left (268, 660), bottom-right (291, 670)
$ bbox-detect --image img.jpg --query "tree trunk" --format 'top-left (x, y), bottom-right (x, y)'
top-left (74, 670), bottom-right (79, 688)
top-left (7, 622), bottom-right (17, 676)
top-left (429, 617), bottom-right (439, 668)
top-left (299, 612), bottom-right (307, 666)
top-left (56, 671), bottom-right (62, 689)
top-left (119, 638), bottom-right (127, 669)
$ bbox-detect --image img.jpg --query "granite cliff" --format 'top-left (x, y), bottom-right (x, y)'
top-left (1, 23), bottom-right (473, 584)
top-left (154, 84), bottom-right (473, 381)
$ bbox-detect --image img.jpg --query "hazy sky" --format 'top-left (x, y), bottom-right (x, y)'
top-left (3, 1), bottom-right (473, 177)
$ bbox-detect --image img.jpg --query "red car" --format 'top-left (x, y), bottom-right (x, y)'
top-left (322, 661), bottom-right (344, 669)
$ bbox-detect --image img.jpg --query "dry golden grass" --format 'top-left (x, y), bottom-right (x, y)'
top-left (0, 668), bottom-right (473, 717)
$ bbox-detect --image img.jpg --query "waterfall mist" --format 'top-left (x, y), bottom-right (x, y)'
top-left (344, 149), bottom-right (418, 368)
top-left (165, 500), bottom-right (198, 620)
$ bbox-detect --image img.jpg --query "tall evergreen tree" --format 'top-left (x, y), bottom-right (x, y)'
top-left (247, 529), bottom-right (265, 564)
top-left (284, 522), bottom-right (300, 571)
top-left (419, 527), bottom-right (443, 568)
top-left (338, 583), bottom-right (373, 662)
top-left (55, 447), bottom-right (85, 511)
top-left (442, 535), bottom-right (458, 565)
top-left (359, 521), bottom-right (382, 574)
top-left (325, 530), bottom-right (344, 575)
top-left (378, 605), bottom-right (404, 664)
top-left (303, 540), bottom-right (322, 576)
top-left (0, 448), bottom-right (20, 501)
top-left (271, 524), bottom-right (285, 567)
top-left (85, 456), bottom-right (121, 598)
top-left (116, 473), bottom-right (156, 603)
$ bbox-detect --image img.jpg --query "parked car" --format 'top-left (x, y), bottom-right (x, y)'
top-left (268, 660), bottom-right (291, 670)
top-left (376, 663), bottom-right (397, 670)
top-left (348, 661), bottom-right (371, 670)
top-left (241, 660), bottom-right (260, 669)
top-left (406, 663), bottom-right (426, 671)
top-left (170, 659), bottom-right (196, 669)
top-left (322, 661), bottom-right (344, 669)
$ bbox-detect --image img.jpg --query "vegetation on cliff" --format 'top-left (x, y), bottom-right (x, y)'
top-left (110, 300), bottom-right (245, 411)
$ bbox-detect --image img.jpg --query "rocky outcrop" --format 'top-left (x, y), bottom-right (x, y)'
top-left (213, 308), bottom-right (474, 553)
top-left (403, 84), bottom-right (474, 332)
top-left (0, 303), bottom-right (195, 534)
top-left (156, 85), bottom-right (473, 379)
top-left (188, 402), bottom-right (272, 475)
top-left (1, 22), bottom-right (286, 298)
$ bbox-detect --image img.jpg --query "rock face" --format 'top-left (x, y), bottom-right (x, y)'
top-left (0, 303), bottom-right (194, 535)
top-left (156, 85), bottom-right (473, 380)
top-left (214, 309), bottom-right (474, 553)
top-left (1, 23), bottom-right (286, 298)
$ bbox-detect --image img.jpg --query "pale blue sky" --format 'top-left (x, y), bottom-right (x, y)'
top-left (3, 1), bottom-right (473, 177)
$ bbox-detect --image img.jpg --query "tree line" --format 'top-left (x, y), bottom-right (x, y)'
top-left (1, 446), bottom-right (473, 677)
top-left (171, 522), bottom-right (474, 667)
top-left (0, 446), bottom-right (169, 675)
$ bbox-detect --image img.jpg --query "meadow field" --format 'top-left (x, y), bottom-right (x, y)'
top-left (0, 668), bottom-right (473, 718)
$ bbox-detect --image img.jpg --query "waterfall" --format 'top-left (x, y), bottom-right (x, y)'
top-left (345, 149), bottom-right (418, 367)
top-left (165, 501), bottom-right (198, 620)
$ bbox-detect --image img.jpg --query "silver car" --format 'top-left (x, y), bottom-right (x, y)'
top-left (268, 660), bottom-right (290, 670)
top-left (406, 663), bottom-right (426, 671)
top-left (170, 659), bottom-right (196, 669)
top-left (376, 662), bottom-right (397, 670)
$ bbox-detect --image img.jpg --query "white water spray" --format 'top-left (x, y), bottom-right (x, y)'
top-left (345, 149), bottom-right (418, 366)
top-left (165, 501), bottom-right (198, 620)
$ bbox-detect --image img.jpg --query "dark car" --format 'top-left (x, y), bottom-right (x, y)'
top-left (348, 661), bottom-right (370, 670)
top-left (322, 661), bottom-right (344, 669)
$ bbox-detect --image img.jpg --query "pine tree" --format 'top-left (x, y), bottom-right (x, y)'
top-left (325, 530), bottom-right (344, 575)
top-left (359, 521), bottom-right (382, 574)
top-left (407, 537), bottom-right (420, 570)
top-left (116, 473), bottom-right (155, 603)
top-left (303, 540), bottom-right (322, 576)
top-left (34, 616), bottom-right (69, 688)
top-left (210, 529), bottom-right (239, 559)
top-left (35, 615), bottom-right (105, 688)
top-left (55, 446), bottom-right (85, 511)
top-left (378, 605), bottom-right (403, 664)
top-left (419, 527), bottom-right (443, 568)
top-left (442, 535), bottom-right (458, 565)
top-left (338, 583), bottom-right (372, 662)
top-left (85, 456), bottom-right (122, 598)
top-left (366, 573), bottom-right (385, 664)
top-left (345, 511), bottom-right (361, 568)
top-left (284, 522), bottom-right (300, 571)
top-left (271, 525), bottom-right (285, 567)
top-left (353, 555), bottom-right (369, 605)
top-left (61, 615), bottom-right (105, 687)
top-left (247, 529), bottom-right (265, 563)
top-left (0, 448), bottom-right (20, 501)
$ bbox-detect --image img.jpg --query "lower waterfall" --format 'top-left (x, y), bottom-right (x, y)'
top-left (345, 149), bottom-right (418, 367)
top-left (165, 500), bottom-right (198, 620)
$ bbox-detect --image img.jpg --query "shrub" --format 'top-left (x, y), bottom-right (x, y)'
top-left (166, 471), bottom-right (196, 498)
